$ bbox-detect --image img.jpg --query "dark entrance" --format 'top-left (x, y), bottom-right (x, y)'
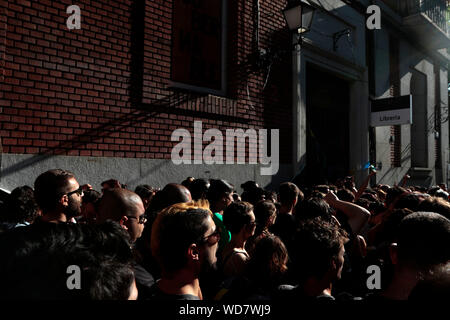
top-left (301, 64), bottom-right (350, 186)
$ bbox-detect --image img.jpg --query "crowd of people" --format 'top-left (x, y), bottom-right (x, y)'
top-left (0, 169), bottom-right (449, 301)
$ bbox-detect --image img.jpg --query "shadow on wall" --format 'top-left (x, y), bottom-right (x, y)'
top-left (1, 1), bottom-right (300, 190)
top-left (0, 1), bottom-right (249, 183)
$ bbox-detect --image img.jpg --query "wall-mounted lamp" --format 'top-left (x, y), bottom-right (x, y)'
top-left (283, 1), bottom-right (316, 174)
top-left (283, 0), bottom-right (316, 42)
top-left (333, 28), bottom-right (351, 51)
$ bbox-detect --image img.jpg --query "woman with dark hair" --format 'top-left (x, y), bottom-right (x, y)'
top-left (221, 201), bottom-right (256, 278)
top-left (245, 200), bottom-right (277, 254)
top-left (215, 235), bottom-right (289, 301)
top-left (134, 185), bottom-right (156, 210)
top-left (79, 189), bottom-right (101, 224)
top-left (243, 235), bottom-right (289, 299)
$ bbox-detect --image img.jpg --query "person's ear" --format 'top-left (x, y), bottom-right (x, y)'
top-left (330, 257), bottom-right (338, 272)
top-left (119, 216), bottom-right (129, 230)
top-left (389, 243), bottom-right (398, 265)
top-left (293, 196), bottom-right (298, 207)
top-left (59, 194), bottom-right (69, 207)
top-left (188, 243), bottom-right (200, 261)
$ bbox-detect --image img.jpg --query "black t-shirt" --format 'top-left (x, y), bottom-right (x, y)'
top-left (276, 285), bottom-right (362, 303)
top-left (146, 282), bottom-right (200, 301)
top-left (134, 263), bottom-right (155, 300)
top-left (270, 213), bottom-right (296, 250)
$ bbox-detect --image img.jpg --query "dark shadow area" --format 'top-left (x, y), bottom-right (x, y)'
top-left (295, 63), bottom-right (350, 187)
top-left (260, 28), bottom-right (293, 191)
top-left (1, 0), bottom-right (252, 179)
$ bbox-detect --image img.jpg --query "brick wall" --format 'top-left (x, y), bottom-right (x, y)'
top-left (0, 0), bottom-right (292, 163)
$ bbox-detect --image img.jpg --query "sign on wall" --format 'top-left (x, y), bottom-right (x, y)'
top-left (370, 95), bottom-right (412, 127)
top-left (171, 0), bottom-right (224, 93)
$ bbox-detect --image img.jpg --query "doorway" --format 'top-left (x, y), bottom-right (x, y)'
top-left (304, 64), bottom-right (350, 185)
top-left (410, 71), bottom-right (428, 168)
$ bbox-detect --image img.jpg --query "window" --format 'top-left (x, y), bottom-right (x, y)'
top-left (170, 0), bottom-right (227, 96)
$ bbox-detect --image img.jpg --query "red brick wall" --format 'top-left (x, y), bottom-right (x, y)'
top-left (0, 0), bottom-right (292, 163)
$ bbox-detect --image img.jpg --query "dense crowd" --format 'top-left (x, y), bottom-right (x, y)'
top-left (0, 169), bottom-right (449, 301)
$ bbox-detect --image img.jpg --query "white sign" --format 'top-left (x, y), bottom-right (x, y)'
top-left (370, 95), bottom-right (412, 127)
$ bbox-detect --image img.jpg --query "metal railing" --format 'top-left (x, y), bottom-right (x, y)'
top-left (399, 0), bottom-right (448, 32)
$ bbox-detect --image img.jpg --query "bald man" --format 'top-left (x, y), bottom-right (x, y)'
top-left (97, 188), bottom-right (155, 298)
top-left (161, 183), bottom-right (192, 206)
top-left (97, 188), bottom-right (146, 243)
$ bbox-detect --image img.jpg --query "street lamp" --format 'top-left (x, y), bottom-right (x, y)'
top-left (282, 0), bottom-right (316, 178)
top-left (283, 0), bottom-right (315, 35)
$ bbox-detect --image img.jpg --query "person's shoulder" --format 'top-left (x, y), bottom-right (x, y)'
top-left (272, 284), bottom-right (298, 301)
top-left (145, 283), bottom-right (200, 301)
top-left (363, 291), bottom-right (392, 302)
top-left (229, 250), bottom-right (249, 263)
top-left (334, 291), bottom-right (363, 302)
top-left (133, 263), bottom-right (155, 288)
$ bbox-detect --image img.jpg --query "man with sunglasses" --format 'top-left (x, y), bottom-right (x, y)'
top-left (96, 187), bottom-right (155, 298)
top-left (34, 169), bottom-right (84, 224)
top-left (148, 201), bottom-right (220, 300)
top-left (97, 188), bottom-right (146, 243)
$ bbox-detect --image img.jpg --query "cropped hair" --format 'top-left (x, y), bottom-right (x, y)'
top-left (408, 262), bottom-right (450, 301)
top-left (34, 169), bottom-right (75, 212)
top-left (291, 218), bottom-right (349, 280)
top-left (418, 197), bottom-right (450, 220)
top-left (223, 201), bottom-right (254, 234)
top-left (151, 201), bottom-right (212, 274)
top-left (396, 212), bottom-right (450, 270)
top-left (279, 182), bottom-right (302, 206)
top-left (0, 221), bottom-right (134, 300)
top-left (207, 179), bottom-right (234, 204)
